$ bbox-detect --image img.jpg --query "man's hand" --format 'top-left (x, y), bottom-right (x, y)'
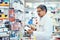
top-left (27, 29), bottom-right (33, 34)
top-left (30, 25), bottom-right (36, 31)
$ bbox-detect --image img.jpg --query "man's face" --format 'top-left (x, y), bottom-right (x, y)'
top-left (37, 8), bottom-right (46, 17)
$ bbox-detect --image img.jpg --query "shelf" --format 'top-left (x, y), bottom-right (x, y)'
top-left (55, 31), bottom-right (60, 33)
top-left (0, 32), bottom-right (9, 37)
top-left (53, 32), bottom-right (60, 35)
top-left (53, 36), bottom-right (60, 38)
top-left (10, 37), bottom-right (18, 40)
top-left (0, 6), bottom-right (9, 8)
top-left (0, 28), bottom-right (8, 32)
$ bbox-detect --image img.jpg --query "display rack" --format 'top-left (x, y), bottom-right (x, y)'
top-left (0, 0), bottom-right (10, 40)
top-left (0, 0), bottom-right (24, 40)
top-left (9, 0), bottom-right (24, 40)
top-left (50, 3), bottom-right (60, 40)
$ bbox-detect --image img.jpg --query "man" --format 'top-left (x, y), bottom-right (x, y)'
top-left (33, 4), bottom-right (53, 40)
top-left (24, 5), bottom-right (53, 40)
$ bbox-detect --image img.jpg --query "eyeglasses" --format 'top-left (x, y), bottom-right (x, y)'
top-left (37, 10), bottom-right (43, 13)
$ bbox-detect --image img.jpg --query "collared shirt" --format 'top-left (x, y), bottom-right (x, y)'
top-left (33, 13), bottom-right (53, 40)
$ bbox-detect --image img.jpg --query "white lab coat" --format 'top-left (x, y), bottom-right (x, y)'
top-left (33, 13), bottom-right (53, 40)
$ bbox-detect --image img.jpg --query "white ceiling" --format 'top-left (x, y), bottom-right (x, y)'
top-left (25, 0), bottom-right (60, 3)
top-left (25, 0), bottom-right (44, 3)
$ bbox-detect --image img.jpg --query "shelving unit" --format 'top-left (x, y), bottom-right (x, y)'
top-left (9, 0), bottom-right (24, 40)
top-left (49, 2), bottom-right (60, 40)
top-left (0, 0), bottom-right (10, 40)
top-left (0, 0), bottom-right (24, 40)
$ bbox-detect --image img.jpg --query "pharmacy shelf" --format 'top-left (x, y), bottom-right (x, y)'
top-left (0, 28), bottom-right (8, 32)
top-left (54, 32), bottom-right (60, 35)
top-left (0, 6), bottom-right (9, 8)
top-left (0, 32), bottom-right (9, 37)
top-left (10, 37), bottom-right (18, 40)
top-left (53, 36), bottom-right (60, 38)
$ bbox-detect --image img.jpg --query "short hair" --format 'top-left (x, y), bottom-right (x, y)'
top-left (37, 5), bottom-right (47, 12)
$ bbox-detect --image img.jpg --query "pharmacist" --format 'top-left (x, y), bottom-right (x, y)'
top-left (33, 5), bottom-right (53, 40)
